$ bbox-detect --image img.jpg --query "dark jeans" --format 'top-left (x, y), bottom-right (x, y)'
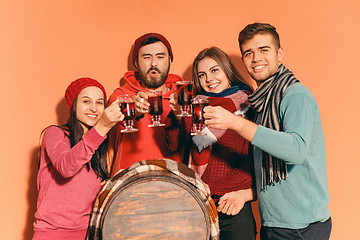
top-left (260, 217), bottom-right (332, 240)
top-left (218, 202), bottom-right (257, 240)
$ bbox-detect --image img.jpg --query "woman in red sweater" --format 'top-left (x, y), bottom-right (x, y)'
top-left (165, 47), bottom-right (257, 240)
top-left (33, 78), bottom-right (124, 239)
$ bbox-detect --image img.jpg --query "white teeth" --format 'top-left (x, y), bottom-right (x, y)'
top-left (209, 84), bottom-right (218, 89)
top-left (254, 65), bottom-right (265, 70)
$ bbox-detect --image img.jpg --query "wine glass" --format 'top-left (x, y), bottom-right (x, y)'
top-left (191, 98), bottom-right (209, 136)
top-left (118, 95), bottom-right (138, 133)
top-left (148, 91), bottom-right (165, 127)
top-left (175, 81), bottom-right (193, 117)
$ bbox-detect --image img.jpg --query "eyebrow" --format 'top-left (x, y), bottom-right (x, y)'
top-left (209, 64), bottom-right (220, 70)
top-left (81, 96), bottom-right (105, 101)
top-left (259, 46), bottom-right (271, 50)
top-left (198, 64), bottom-right (220, 75)
top-left (141, 52), bottom-right (166, 57)
top-left (243, 45), bottom-right (271, 55)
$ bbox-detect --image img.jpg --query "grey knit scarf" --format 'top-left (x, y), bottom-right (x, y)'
top-left (248, 64), bottom-right (299, 189)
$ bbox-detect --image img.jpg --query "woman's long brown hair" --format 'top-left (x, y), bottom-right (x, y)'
top-left (192, 46), bottom-right (253, 95)
top-left (38, 96), bottom-right (109, 181)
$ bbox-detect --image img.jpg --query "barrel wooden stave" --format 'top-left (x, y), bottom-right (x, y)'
top-left (101, 171), bottom-right (210, 239)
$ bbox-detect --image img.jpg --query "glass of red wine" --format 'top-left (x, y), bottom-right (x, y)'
top-left (148, 91), bottom-right (165, 127)
top-left (118, 95), bottom-right (138, 133)
top-left (175, 81), bottom-right (193, 117)
top-left (191, 98), bottom-right (209, 136)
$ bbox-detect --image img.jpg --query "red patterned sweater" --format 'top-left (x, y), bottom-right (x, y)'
top-left (165, 90), bottom-right (254, 201)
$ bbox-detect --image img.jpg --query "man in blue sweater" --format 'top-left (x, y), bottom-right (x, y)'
top-left (204, 22), bottom-right (331, 240)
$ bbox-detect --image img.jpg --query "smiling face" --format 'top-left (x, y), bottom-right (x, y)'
top-left (196, 57), bottom-right (230, 93)
top-left (136, 41), bottom-right (171, 89)
top-left (76, 86), bottom-right (105, 133)
top-left (241, 33), bottom-right (283, 85)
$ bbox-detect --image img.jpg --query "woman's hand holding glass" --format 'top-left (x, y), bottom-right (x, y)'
top-left (191, 98), bottom-right (208, 136)
top-left (94, 99), bottom-right (125, 136)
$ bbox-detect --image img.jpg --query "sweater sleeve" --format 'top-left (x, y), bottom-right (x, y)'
top-left (164, 111), bottom-right (192, 152)
top-left (43, 126), bottom-right (107, 178)
top-left (252, 89), bottom-right (314, 165)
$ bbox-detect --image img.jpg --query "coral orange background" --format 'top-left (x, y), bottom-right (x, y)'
top-left (1, 0), bottom-right (359, 239)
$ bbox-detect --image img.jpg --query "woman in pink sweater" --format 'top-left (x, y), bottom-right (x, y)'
top-left (33, 78), bottom-right (124, 240)
top-left (165, 47), bottom-right (257, 239)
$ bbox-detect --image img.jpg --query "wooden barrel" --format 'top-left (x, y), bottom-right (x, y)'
top-left (87, 159), bottom-right (219, 240)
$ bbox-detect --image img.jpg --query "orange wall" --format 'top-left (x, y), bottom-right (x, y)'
top-left (1, 0), bottom-right (359, 239)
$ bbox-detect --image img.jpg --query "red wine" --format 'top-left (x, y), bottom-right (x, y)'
top-left (120, 102), bottom-right (135, 120)
top-left (148, 95), bottom-right (163, 115)
top-left (192, 101), bottom-right (208, 125)
top-left (176, 82), bottom-right (193, 105)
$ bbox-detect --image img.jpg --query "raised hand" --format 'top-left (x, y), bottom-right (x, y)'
top-left (133, 92), bottom-right (150, 118)
top-left (169, 93), bottom-right (182, 117)
top-left (94, 99), bottom-right (124, 136)
top-left (203, 106), bottom-right (238, 130)
top-left (204, 105), bottom-right (258, 142)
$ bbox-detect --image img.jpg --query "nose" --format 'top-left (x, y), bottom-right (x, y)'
top-left (252, 51), bottom-right (261, 62)
top-left (206, 73), bottom-right (215, 82)
top-left (89, 103), bottom-right (97, 112)
top-left (150, 57), bottom-right (157, 67)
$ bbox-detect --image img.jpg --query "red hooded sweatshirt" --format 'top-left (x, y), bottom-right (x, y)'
top-left (108, 71), bottom-right (185, 176)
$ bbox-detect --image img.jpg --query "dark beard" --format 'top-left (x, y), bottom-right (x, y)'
top-left (138, 66), bottom-right (169, 89)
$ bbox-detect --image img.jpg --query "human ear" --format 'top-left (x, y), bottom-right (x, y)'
top-left (277, 47), bottom-right (284, 62)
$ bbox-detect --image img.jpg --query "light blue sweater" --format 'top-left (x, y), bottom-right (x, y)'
top-left (252, 83), bottom-right (330, 229)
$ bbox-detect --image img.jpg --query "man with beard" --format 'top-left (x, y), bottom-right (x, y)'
top-left (108, 33), bottom-right (185, 176)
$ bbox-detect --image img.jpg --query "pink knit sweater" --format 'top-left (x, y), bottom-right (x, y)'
top-left (33, 126), bottom-right (106, 239)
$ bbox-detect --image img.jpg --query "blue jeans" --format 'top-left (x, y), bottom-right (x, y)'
top-left (260, 217), bottom-right (332, 240)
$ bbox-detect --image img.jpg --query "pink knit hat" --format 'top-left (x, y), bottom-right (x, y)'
top-left (64, 77), bottom-right (107, 111)
top-left (132, 33), bottom-right (173, 67)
